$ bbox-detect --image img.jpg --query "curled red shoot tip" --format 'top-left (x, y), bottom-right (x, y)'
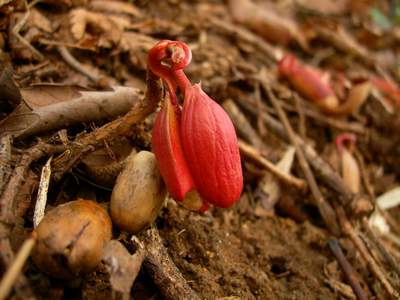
top-left (147, 40), bottom-right (192, 98)
top-left (336, 133), bottom-right (357, 155)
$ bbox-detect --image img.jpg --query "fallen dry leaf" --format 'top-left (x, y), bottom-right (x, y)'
top-left (69, 8), bottom-right (130, 47)
top-left (9, 9), bottom-right (53, 60)
top-left (370, 186), bottom-right (400, 236)
top-left (102, 239), bottom-right (145, 294)
top-left (256, 147), bottom-right (296, 211)
top-left (229, 0), bottom-right (309, 50)
top-left (29, 9), bottom-right (53, 33)
top-left (89, 0), bottom-right (142, 18)
top-left (333, 81), bottom-right (371, 115)
top-left (371, 76), bottom-right (400, 107)
top-left (119, 31), bottom-right (157, 53)
top-left (295, 0), bottom-right (348, 16)
top-left (316, 25), bottom-right (371, 61)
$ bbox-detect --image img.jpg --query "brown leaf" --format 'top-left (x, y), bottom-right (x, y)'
top-left (316, 25), bottom-right (370, 61)
top-left (332, 81), bottom-right (371, 115)
top-left (229, 0), bottom-right (309, 50)
top-left (0, 65), bottom-right (21, 120)
top-left (256, 147), bottom-right (296, 211)
top-left (295, 0), bottom-right (348, 16)
top-left (102, 239), bottom-right (145, 294)
top-left (21, 84), bottom-right (83, 109)
top-left (29, 8), bottom-right (53, 33)
top-left (9, 9), bottom-right (52, 60)
top-left (69, 8), bottom-right (130, 46)
top-left (119, 31), bottom-right (157, 53)
top-left (89, 0), bottom-right (142, 18)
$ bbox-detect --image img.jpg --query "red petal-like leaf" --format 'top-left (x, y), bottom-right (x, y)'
top-left (181, 84), bottom-right (243, 208)
top-left (152, 97), bottom-right (195, 201)
top-left (278, 54), bottom-right (338, 111)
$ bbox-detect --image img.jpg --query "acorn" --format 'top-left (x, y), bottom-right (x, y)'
top-left (32, 199), bottom-right (112, 279)
top-left (111, 151), bottom-right (166, 233)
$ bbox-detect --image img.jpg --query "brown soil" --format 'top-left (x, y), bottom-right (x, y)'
top-left (1, 0), bottom-right (399, 299)
top-left (159, 203), bottom-right (335, 299)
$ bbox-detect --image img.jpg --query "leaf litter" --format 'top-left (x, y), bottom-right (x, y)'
top-left (0, 0), bottom-right (400, 299)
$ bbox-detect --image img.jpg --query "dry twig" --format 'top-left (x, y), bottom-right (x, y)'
top-left (51, 71), bottom-right (162, 181)
top-left (294, 95), bottom-right (307, 139)
top-left (57, 46), bottom-right (99, 83)
top-left (263, 83), bottom-right (340, 235)
top-left (0, 235), bottom-right (36, 300)
top-left (238, 139), bottom-right (306, 190)
top-left (1, 86), bottom-right (143, 139)
top-left (0, 154), bottom-right (54, 300)
top-left (328, 239), bottom-right (368, 300)
top-left (279, 98), bottom-right (366, 135)
top-left (336, 206), bottom-right (400, 299)
top-left (33, 156), bottom-right (52, 228)
top-left (235, 95), bottom-right (358, 208)
top-left (142, 227), bottom-right (200, 300)
top-left (223, 99), bottom-right (265, 149)
top-left (362, 219), bottom-right (400, 279)
top-left (0, 141), bottom-right (65, 300)
top-left (208, 16), bottom-right (281, 62)
top-left (12, 0), bottom-right (44, 61)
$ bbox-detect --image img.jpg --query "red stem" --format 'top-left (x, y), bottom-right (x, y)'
top-left (335, 133), bottom-right (357, 155)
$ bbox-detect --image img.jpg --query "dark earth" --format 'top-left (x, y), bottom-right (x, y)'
top-left (1, 0), bottom-right (400, 299)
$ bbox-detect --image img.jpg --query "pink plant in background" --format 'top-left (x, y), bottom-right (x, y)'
top-left (370, 76), bottom-right (400, 107)
top-left (278, 54), bottom-right (339, 111)
top-left (148, 40), bottom-right (243, 211)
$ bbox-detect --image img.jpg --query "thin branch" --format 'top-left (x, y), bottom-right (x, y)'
top-left (235, 95), bottom-right (356, 206)
top-left (238, 139), bottom-right (306, 190)
top-left (362, 219), bottom-right (400, 278)
top-left (280, 98), bottom-right (366, 134)
top-left (336, 206), bottom-right (400, 299)
top-left (208, 16), bottom-right (281, 62)
top-left (0, 236), bottom-right (36, 300)
top-left (0, 142), bottom-right (64, 223)
top-left (142, 227), bottom-right (200, 300)
top-left (328, 239), bottom-right (368, 300)
top-left (12, 0), bottom-right (44, 61)
top-left (51, 71), bottom-right (163, 181)
top-left (57, 46), bottom-right (98, 83)
top-left (0, 141), bottom-right (64, 300)
top-left (263, 83), bottom-right (340, 235)
top-left (223, 99), bottom-right (265, 150)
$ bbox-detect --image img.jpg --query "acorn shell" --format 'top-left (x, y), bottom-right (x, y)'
top-left (32, 199), bottom-right (112, 279)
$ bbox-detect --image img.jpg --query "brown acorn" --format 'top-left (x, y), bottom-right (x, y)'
top-left (32, 199), bottom-right (112, 279)
top-left (111, 151), bottom-right (166, 233)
